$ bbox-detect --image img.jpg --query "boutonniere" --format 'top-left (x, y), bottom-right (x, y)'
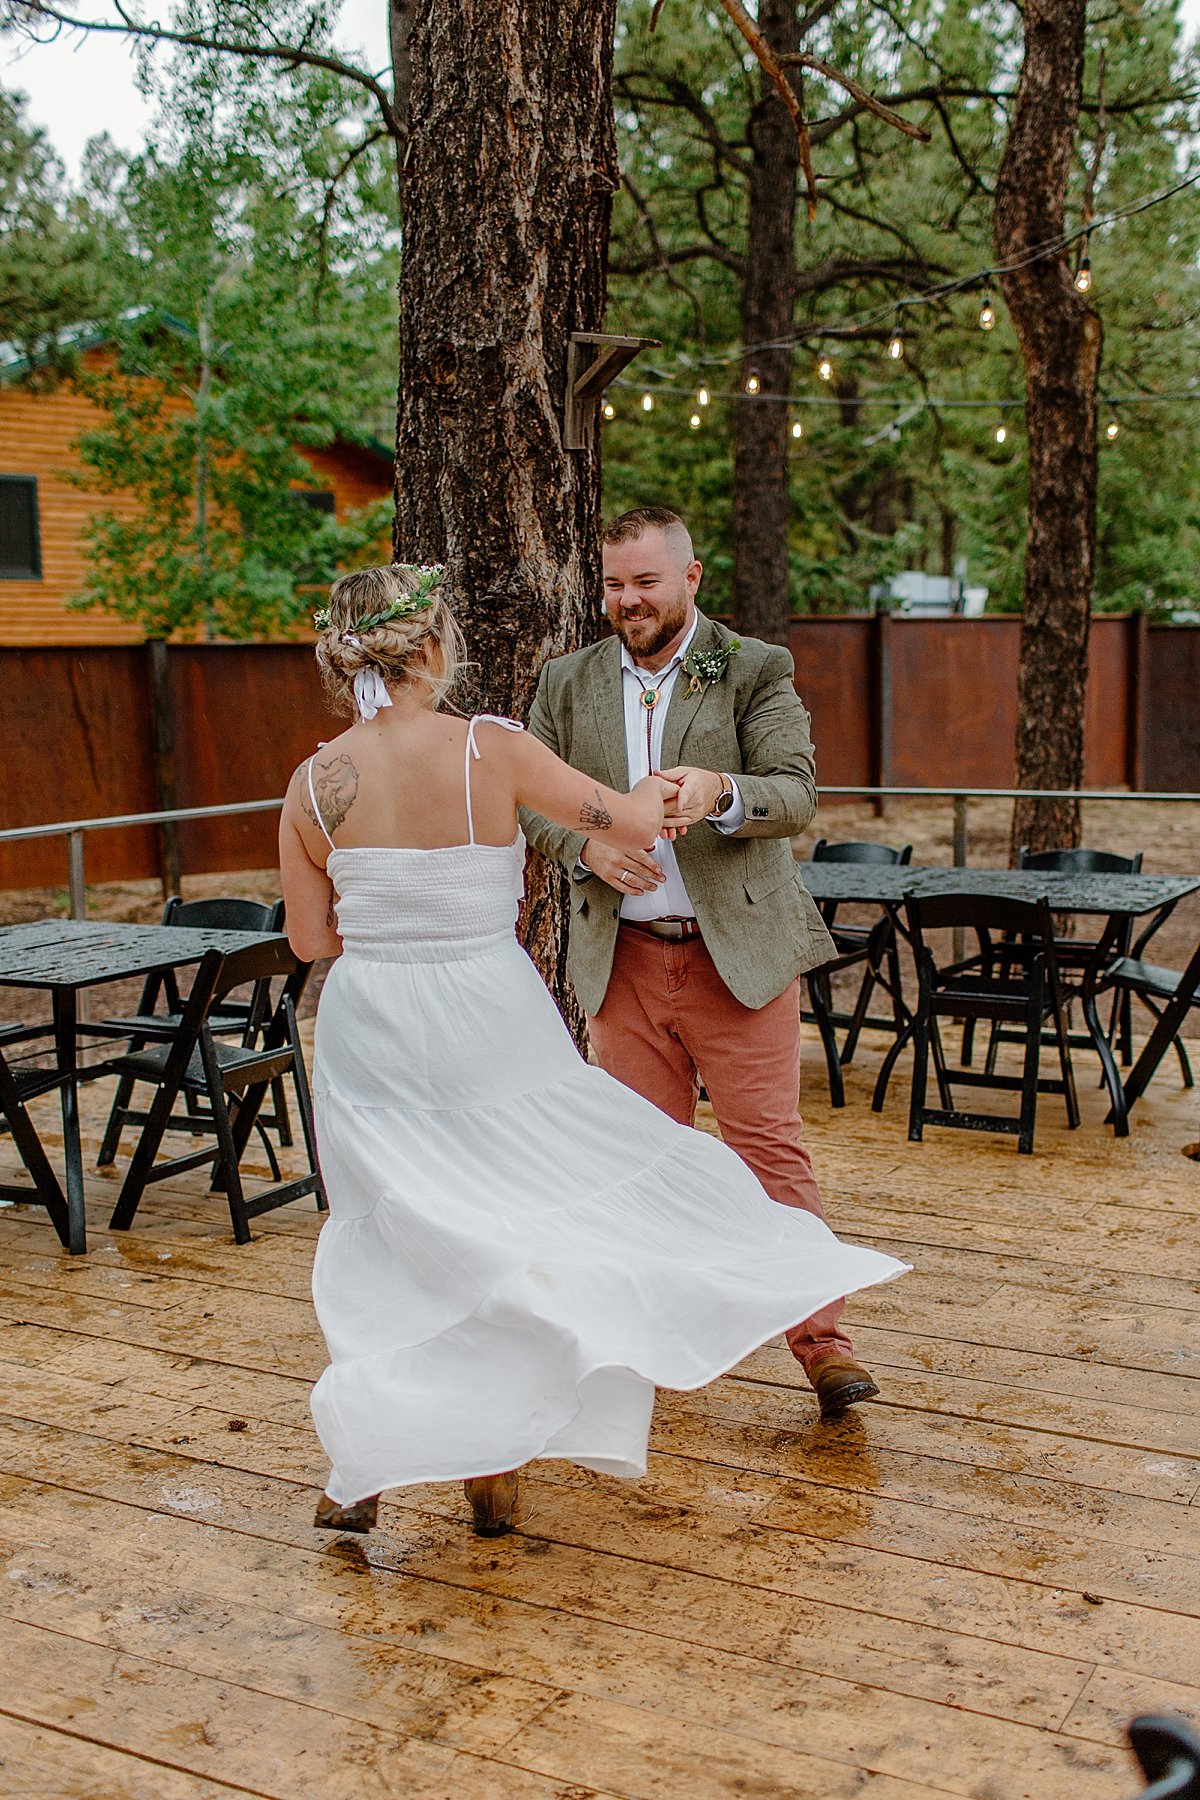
top-left (683, 638), bottom-right (740, 696)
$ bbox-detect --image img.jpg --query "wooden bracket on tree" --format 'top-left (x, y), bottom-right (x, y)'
top-left (564, 332), bottom-right (659, 450)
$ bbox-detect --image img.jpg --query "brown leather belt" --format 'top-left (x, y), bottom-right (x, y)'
top-left (621, 917), bottom-right (703, 942)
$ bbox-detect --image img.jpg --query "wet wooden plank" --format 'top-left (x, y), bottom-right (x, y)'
top-left (0, 1613), bottom-right (613, 1800)
top-left (0, 1713), bottom-right (247, 1799)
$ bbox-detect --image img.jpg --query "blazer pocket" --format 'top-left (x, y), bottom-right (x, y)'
top-left (743, 863), bottom-right (799, 904)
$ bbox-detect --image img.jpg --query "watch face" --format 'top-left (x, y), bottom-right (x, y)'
top-left (715, 786), bottom-right (734, 814)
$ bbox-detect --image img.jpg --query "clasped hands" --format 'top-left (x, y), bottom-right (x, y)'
top-left (581, 765), bottom-right (727, 895)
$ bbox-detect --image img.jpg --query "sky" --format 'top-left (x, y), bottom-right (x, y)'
top-left (4, 0), bottom-right (391, 175)
top-left (5, 0), bottom-right (1200, 178)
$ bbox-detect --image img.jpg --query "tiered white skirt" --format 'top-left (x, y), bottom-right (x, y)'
top-left (310, 933), bottom-right (905, 1505)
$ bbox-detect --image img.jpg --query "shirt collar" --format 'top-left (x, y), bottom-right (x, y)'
top-left (619, 611), bottom-right (700, 678)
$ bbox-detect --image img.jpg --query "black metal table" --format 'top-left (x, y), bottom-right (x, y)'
top-left (800, 865), bottom-right (1200, 1135)
top-left (0, 919), bottom-right (293, 1254)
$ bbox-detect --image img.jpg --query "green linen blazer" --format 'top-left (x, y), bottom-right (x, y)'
top-left (519, 612), bottom-right (837, 1016)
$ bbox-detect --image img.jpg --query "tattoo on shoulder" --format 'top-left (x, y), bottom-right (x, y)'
top-left (580, 789), bottom-right (614, 831)
top-left (312, 754), bottom-right (359, 835)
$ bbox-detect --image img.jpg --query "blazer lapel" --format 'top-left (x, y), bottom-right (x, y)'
top-left (589, 636), bottom-right (631, 792)
top-left (660, 612), bottom-right (719, 769)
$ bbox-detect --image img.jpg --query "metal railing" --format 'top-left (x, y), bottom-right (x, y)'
top-left (0, 799), bottom-right (283, 919)
top-left (0, 785), bottom-right (1198, 921)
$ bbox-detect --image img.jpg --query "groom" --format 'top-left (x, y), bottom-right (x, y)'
top-left (521, 506), bottom-right (879, 1417)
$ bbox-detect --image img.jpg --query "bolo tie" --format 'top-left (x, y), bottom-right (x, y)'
top-left (632, 657), bottom-right (681, 776)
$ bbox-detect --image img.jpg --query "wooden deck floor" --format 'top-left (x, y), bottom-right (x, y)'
top-left (0, 1022), bottom-right (1198, 1799)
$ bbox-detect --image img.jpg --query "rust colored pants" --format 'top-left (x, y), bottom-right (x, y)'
top-left (586, 924), bottom-right (855, 1374)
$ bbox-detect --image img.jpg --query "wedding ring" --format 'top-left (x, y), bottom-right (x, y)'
top-left (621, 871), bottom-right (632, 884)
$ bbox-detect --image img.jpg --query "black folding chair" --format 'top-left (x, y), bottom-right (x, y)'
top-left (0, 1023), bottom-right (72, 1247)
top-left (1014, 846), bottom-right (1146, 1067)
top-left (904, 890), bottom-right (1079, 1156)
top-left (1127, 1714), bottom-right (1200, 1799)
top-left (804, 840), bottom-right (913, 1093)
top-left (96, 895), bottom-right (293, 1171)
top-left (805, 915), bottom-right (895, 1108)
top-left (1101, 948), bottom-right (1199, 1091)
top-left (100, 941), bottom-right (326, 1244)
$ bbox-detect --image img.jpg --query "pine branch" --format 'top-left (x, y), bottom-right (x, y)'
top-left (7, 0), bottom-right (405, 142)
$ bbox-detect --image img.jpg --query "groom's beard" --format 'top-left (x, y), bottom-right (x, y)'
top-left (609, 595), bottom-right (690, 662)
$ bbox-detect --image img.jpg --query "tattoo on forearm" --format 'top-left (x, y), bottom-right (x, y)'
top-left (580, 790), bottom-right (614, 831)
top-left (311, 754), bottom-right (359, 835)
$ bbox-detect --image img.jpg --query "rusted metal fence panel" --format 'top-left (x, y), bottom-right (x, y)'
top-left (1144, 624), bottom-right (1200, 793)
top-left (789, 617), bottom-right (874, 787)
top-left (0, 648), bottom-right (160, 887)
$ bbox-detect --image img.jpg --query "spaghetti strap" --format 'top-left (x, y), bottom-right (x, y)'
top-left (307, 755), bottom-right (338, 852)
top-left (464, 714), bottom-right (524, 847)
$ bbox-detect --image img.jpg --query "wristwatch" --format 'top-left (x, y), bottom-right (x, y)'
top-left (710, 774), bottom-right (735, 818)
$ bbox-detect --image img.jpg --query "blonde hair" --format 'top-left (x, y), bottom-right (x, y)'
top-left (315, 563), bottom-right (467, 717)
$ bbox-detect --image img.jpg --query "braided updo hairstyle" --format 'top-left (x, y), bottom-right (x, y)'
top-left (315, 563), bottom-right (467, 718)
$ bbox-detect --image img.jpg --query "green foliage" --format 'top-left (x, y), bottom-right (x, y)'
top-left (8, 0), bottom-right (400, 638)
top-left (607, 0), bottom-right (1200, 616)
top-left (0, 88), bottom-right (121, 375)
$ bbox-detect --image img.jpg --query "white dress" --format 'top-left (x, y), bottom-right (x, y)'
top-left (308, 717), bottom-right (906, 1506)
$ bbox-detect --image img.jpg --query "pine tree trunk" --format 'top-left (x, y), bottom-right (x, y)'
top-left (994, 0), bottom-right (1102, 859)
top-left (730, 0), bottom-right (799, 648)
top-left (394, 1), bottom-right (617, 1034)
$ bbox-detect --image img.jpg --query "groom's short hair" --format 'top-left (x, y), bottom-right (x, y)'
top-left (602, 507), bottom-right (695, 564)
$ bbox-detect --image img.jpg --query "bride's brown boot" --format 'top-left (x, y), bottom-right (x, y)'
top-left (463, 1470), bottom-right (519, 1537)
top-left (314, 1492), bottom-right (379, 1533)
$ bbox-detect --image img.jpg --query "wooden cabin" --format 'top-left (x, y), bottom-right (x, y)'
top-left (0, 327), bottom-right (394, 647)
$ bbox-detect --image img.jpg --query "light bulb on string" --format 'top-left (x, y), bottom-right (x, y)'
top-left (1074, 238), bottom-right (1092, 294)
top-left (816, 353), bottom-right (834, 382)
top-left (641, 391), bottom-right (654, 413)
top-left (689, 412), bottom-right (702, 430)
top-left (602, 399), bottom-right (616, 421)
top-left (1105, 410), bottom-right (1120, 440)
top-left (994, 419), bottom-right (1008, 445)
top-left (887, 331), bottom-right (904, 361)
top-left (791, 419), bottom-right (803, 440)
top-left (696, 385), bottom-right (710, 407)
top-left (978, 292), bottom-right (996, 331)
top-left (744, 367), bottom-right (761, 395)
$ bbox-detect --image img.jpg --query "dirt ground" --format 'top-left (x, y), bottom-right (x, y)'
top-left (2, 794), bottom-right (1198, 1031)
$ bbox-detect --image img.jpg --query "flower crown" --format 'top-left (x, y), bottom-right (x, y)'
top-left (313, 564), bottom-right (445, 634)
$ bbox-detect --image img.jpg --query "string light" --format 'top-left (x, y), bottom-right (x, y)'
top-left (816, 354), bottom-right (834, 381)
top-left (602, 399), bottom-right (616, 420)
top-left (744, 367), bottom-right (761, 394)
top-left (791, 419), bottom-right (803, 440)
top-left (696, 385), bottom-right (710, 407)
top-left (1074, 236), bottom-right (1092, 294)
top-left (887, 332), bottom-right (904, 360)
top-left (994, 420), bottom-right (1008, 444)
top-left (689, 412), bottom-right (702, 429)
top-left (641, 391), bottom-right (654, 412)
top-left (978, 292), bottom-right (996, 331)
top-left (1105, 410), bottom-right (1120, 439)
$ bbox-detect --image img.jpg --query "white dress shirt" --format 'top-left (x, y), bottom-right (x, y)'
top-left (613, 614), bottom-right (745, 921)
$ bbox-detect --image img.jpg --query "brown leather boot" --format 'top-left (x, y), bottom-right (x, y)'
top-left (463, 1470), bottom-right (520, 1536)
top-left (809, 1355), bottom-right (879, 1420)
top-left (314, 1492), bottom-right (379, 1532)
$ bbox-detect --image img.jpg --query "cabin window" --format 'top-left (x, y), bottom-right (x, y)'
top-left (293, 489), bottom-right (336, 516)
top-left (0, 476), bottom-right (42, 579)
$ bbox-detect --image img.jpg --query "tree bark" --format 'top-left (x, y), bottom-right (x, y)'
top-left (395, 1), bottom-right (617, 1033)
top-left (994, 0), bottom-right (1102, 858)
top-left (730, 0), bottom-right (799, 648)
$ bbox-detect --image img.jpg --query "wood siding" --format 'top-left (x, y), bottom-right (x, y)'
top-left (0, 358), bottom-right (392, 648)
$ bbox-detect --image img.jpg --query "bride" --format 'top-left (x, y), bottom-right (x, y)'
top-left (279, 562), bottom-right (905, 1537)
